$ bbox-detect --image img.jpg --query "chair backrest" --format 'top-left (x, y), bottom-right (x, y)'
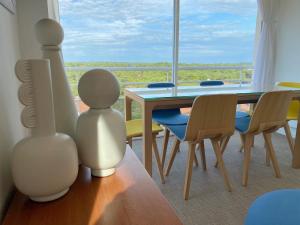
top-left (200, 80), bottom-right (224, 86)
top-left (147, 82), bottom-right (175, 88)
top-left (277, 82), bottom-right (300, 120)
top-left (247, 91), bottom-right (292, 133)
top-left (185, 94), bottom-right (238, 141)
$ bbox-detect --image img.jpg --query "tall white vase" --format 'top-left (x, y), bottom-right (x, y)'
top-left (76, 69), bottom-right (126, 177)
top-left (12, 59), bottom-right (78, 202)
top-left (35, 18), bottom-right (78, 139)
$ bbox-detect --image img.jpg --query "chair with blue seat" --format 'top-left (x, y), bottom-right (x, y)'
top-left (147, 82), bottom-right (189, 167)
top-left (164, 94), bottom-right (238, 200)
top-left (245, 189), bottom-right (300, 225)
top-left (234, 91), bottom-right (292, 186)
top-left (200, 80), bottom-right (249, 154)
top-left (200, 80), bottom-right (225, 86)
top-left (200, 80), bottom-right (250, 118)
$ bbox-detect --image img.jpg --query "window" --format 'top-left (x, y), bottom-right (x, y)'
top-left (59, 0), bottom-right (257, 115)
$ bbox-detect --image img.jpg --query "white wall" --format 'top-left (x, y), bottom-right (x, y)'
top-left (274, 0), bottom-right (300, 134)
top-left (0, 5), bottom-right (24, 221)
top-left (275, 0), bottom-right (300, 82)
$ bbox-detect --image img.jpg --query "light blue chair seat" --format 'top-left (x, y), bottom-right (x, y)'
top-left (152, 109), bottom-right (189, 125)
top-left (148, 82), bottom-right (188, 125)
top-left (235, 116), bottom-right (251, 133)
top-left (166, 124), bottom-right (187, 141)
top-left (200, 80), bottom-right (224, 86)
top-left (236, 111), bottom-right (249, 118)
top-left (245, 189), bottom-right (300, 225)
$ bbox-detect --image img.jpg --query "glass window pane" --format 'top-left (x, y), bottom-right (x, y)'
top-left (178, 0), bottom-right (257, 86)
top-left (59, 0), bottom-right (173, 117)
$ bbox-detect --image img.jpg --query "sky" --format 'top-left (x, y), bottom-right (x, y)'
top-left (59, 0), bottom-right (257, 64)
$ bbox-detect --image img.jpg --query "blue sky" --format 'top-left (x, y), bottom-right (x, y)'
top-left (59, 0), bottom-right (257, 64)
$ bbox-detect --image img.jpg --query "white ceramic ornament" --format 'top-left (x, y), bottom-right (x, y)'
top-left (35, 18), bottom-right (78, 139)
top-left (76, 69), bottom-right (126, 177)
top-left (12, 59), bottom-right (78, 202)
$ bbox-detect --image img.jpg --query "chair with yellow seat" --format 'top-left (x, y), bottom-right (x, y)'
top-left (125, 119), bottom-right (165, 183)
top-left (277, 82), bottom-right (300, 153)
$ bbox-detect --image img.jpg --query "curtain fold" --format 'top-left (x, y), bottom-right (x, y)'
top-left (253, 0), bottom-right (279, 91)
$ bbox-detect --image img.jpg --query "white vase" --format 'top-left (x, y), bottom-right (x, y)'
top-left (35, 18), bottom-right (78, 139)
top-left (12, 59), bottom-right (78, 202)
top-left (76, 69), bottom-right (126, 177)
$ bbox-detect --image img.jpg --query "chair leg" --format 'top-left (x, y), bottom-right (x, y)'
top-left (239, 133), bottom-right (245, 152)
top-left (199, 140), bottom-right (206, 171)
top-left (215, 136), bottom-right (230, 168)
top-left (263, 132), bottom-right (281, 178)
top-left (127, 138), bottom-right (133, 148)
top-left (242, 134), bottom-right (252, 187)
top-left (183, 142), bottom-right (196, 200)
top-left (165, 139), bottom-right (180, 176)
top-left (265, 141), bottom-right (271, 166)
top-left (284, 122), bottom-right (294, 154)
top-left (211, 139), bottom-right (232, 192)
top-left (152, 135), bottom-right (165, 184)
top-left (194, 151), bottom-right (199, 167)
top-left (161, 128), bottom-right (170, 168)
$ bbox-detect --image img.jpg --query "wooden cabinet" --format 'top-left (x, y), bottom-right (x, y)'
top-left (3, 146), bottom-right (182, 225)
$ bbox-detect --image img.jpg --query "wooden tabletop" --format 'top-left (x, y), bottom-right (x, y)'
top-left (2, 146), bottom-right (182, 225)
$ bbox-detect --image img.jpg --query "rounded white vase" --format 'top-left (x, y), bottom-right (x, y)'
top-left (12, 134), bottom-right (78, 202)
top-left (77, 108), bottom-right (126, 177)
top-left (76, 69), bottom-right (126, 177)
top-left (12, 59), bottom-right (79, 202)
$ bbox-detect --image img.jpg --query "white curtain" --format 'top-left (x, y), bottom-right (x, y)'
top-left (253, 0), bottom-right (279, 91)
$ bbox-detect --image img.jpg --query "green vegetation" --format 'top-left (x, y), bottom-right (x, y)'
top-left (65, 62), bottom-right (253, 118)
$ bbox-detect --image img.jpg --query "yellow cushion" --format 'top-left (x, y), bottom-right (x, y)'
top-left (277, 82), bottom-right (300, 121)
top-left (126, 119), bottom-right (163, 138)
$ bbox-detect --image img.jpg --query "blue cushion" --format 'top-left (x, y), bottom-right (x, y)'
top-left (200, 80), bottom-right (224, 86)
top-left (152, 108), bottom-right (189, 125)
top-left (147, 82), bottom-right (175, 88)
top-left (148, 82), bottom-right (188, 125)
top-left (166, 124), bottom-right (187, 141)
top-left (245, 189), bottom-right (300, 225)
top-left (235, 116), bottom-right (251, 133)
top-left (236, 111), bottom-right (250, 118)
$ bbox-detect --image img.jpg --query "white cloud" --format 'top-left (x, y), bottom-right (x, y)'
top-left (58, 0), bottom-right (257, 62)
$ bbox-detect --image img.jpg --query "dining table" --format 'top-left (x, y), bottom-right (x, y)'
top-left (124, 84), bottom-right (300, 176)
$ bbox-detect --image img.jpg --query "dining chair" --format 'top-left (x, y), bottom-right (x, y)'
top-left (277, 82), bottom-right (300, 153)
top-left (234, 91), bottom-right (292, 186)
top-left (245, 189), bottom-right (300, 225)
top-left (147, 82), bottom-right (189, 167)
top-left (164, 94), bottom-right (238, 200)
top-left (126, 119), bottom-right (165, 183)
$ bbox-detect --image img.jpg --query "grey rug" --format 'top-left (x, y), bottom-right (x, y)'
top-left (132, 132), bottom-right (300, 225)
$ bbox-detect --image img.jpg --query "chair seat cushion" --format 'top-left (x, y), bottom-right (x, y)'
top-left (153, 108), bottom-right (189, 125)
top-left (236, 111), bottom-right (249, 118)
top-left (245, 189), bottom-right (300, 225)
top-left (235, 116), bottom-right (251, 133)
top-left (126, 119), bottom-right (163, 138)
top-left (166, 124), bottom-right (187, 141)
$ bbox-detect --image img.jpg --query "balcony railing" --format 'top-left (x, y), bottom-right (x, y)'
top-left (66, 65), bottom-right (253, 117)
top-left (66, 65), bottom-right (253, 92)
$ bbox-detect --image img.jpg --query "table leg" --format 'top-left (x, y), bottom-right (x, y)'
top-left (143, 102), bottom-right (153, 176)
top-left (125, 96), bottom-right (133, 146)
top-left (292, 99), bottom-right (300, 168)
top-left (125, 96), bottom-right (132, 121)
